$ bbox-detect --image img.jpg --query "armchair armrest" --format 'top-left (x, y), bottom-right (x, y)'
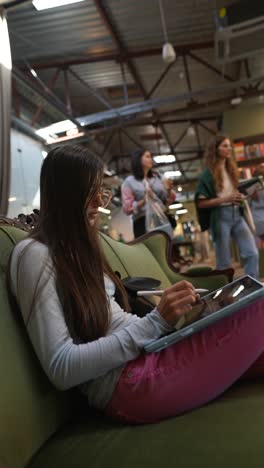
top-left (183, 267), bottom-right (234, 283)
top-left (127, 230), bottom-right (234, 291)
top-left (184, 266), bottom-right (213, 276)
top-left (181, 268), bottom-right (234, 292)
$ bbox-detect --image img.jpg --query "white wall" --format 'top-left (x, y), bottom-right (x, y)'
top-left (7, 131), bottom-right (136, 243)
top-left (7, 129), bottom-right (45, 218)
top-left (223, 104), bottom-right (264, 140)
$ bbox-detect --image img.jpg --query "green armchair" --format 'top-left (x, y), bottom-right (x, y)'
top-left (1, 222), bottom-right (262, 468)
top-left (100, 230), bottom-right (234, 292)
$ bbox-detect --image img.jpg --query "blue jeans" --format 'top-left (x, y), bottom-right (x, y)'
top-left (215, 205), bottom-right (259, 279)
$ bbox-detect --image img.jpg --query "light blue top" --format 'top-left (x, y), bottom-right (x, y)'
top-left (10, 239), bottom-right (173, 409)
top-left (122, 174), bottom-right (168, 220)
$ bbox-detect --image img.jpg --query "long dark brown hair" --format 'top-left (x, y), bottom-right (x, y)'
top-left (131, 149), bottom-right (154, 180)
top-left (203, 134), bottom-right (239, 192)
top-left (28, 144), bottom-right (129, 342)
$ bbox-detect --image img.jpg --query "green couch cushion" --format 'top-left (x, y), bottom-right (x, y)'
top-left (100, 234), bottom-right (171, 289)
top-left (28, 381), bottom-right (264, 468)
top-left (99, 234), bottom-right (128, 278)
top-left (0, 226), bottom-right (71, 468)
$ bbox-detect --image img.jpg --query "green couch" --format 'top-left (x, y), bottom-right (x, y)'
top-left (1, 224), bottom-right (263, 468)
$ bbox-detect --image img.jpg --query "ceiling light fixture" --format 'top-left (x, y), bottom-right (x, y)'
top-left (99, 207), bottom-right (111, 214)
top-left (164, 170), bottom-right (181, 178)
top-left (104, 169), bottom-right (114, 176)
top-left (168, 203), bottom-right (183, 209)
top-left (176, 209), bottom-right (188, 215)
top-left (230, 96), bottom-right (242, 106)
top-left (32, 0), bottom-right (85, 11)
top-left (66, 128), bottom-right (79, 136)
top-left (158, 0), bottom-right (176, 64)
top-left (0, 13), bottom-right (12, 71)
top-left (35, 120), bottom-right (78, 142)
top-left (187, 126), bottom-right (195, 137)
top-left (153, 154), bottom-right (176, 163)
top-left (45, 132), bottom-right (85, 145)
top-left (177, 186), bottom-right (183, 192)
top-left (30, 68), bottom-right (38, 78)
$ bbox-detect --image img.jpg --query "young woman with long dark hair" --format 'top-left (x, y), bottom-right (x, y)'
top-left (121, 149), bottom-right (176, 238)
top-left (195, 134), bottom-right (259, 279)
top-left (9, 144), bottom-right (264, 424)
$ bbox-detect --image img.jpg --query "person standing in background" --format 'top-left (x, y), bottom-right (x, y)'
top-left (194, 224), bottom-right (210, 262)
top-left (195, 134), bottom-right (259, 279)
top-left (121, 150), bottom-right (174, 238)
top-left (249, 165), bottom-right (264, 243)
top-left (118, 233), bottom-right (126, 243)
top-left (162, 175), bottom-right (177, 207)
top-left (162, 175), bottom-right (177, 229)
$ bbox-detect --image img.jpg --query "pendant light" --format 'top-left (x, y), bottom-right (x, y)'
top-left (158, 0), bottom-right (176, 64)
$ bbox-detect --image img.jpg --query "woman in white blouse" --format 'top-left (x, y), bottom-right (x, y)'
top-left (195, 134), bottom-right (259, 279)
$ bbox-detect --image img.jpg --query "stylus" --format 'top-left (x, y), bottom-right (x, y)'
top-left (137, 288), bottom-right (209, 297)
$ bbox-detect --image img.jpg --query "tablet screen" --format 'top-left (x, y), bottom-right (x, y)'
top-left (180, 276), bottom-right (263, 329)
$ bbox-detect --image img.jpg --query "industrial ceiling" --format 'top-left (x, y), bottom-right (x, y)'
top-left (3, 0), bottom-right (264, 183)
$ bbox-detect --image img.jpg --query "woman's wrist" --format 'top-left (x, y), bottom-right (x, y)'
top-left (214, 195), bottom-right (228, 206)
top-left (138, 198), bottom-right (145, 208)
top-left (221, 195), bottom-right (230, 204)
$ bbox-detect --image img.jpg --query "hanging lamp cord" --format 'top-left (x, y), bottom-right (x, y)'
top-left (158, 0), bottom-right (169, 43)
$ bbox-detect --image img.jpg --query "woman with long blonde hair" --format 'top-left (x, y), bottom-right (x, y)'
top-left (195, 134), bottom-right (259, 278)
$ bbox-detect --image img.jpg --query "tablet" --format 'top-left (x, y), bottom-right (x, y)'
top-left (144, 275), bottom-right (264, 353)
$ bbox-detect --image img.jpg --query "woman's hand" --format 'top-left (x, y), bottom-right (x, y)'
top-left (147, 187), bottom-right (155, 199)
top-left (197, 192), bottom-right (243, 209)
top-left (137, 188), bottom-right (155, 209)
top-left (224, 191), bottom-right (243, 205)
top-left (157, 281), bottom-right (199, 326)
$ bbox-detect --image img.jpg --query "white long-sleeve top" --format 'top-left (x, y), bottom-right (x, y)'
top-left (10, 239), bottom-right (173, 409)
